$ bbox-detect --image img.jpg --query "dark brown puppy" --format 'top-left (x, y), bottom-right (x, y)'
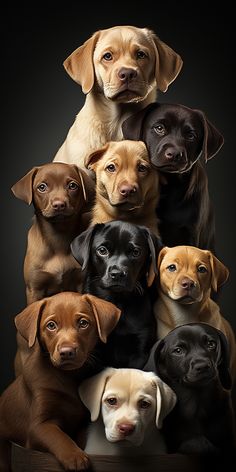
top-left (144, 323), bottom-right (236, 459)
top-left (0, 292), bottom-right (121, 472)
top-left (122, 103), bottom-right (224, 251)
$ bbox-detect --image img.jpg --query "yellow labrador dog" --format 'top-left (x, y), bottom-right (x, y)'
top-left (154, 245), bottom-right (236, 376)
top-left (85, 140), bottom-right (160, 236)
top-left (79, 367), bottom-right (176, 455)
top-left (54, 25), bottom-right (183, 168)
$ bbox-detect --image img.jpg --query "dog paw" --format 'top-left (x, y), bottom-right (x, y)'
top-left (58, 449), bottom-right (90, 471)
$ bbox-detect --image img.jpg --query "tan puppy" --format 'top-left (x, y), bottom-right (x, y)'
top-left (85, 140), bottom-right (160, 236)
top-left (154, 245), bottom-right (236, 376)
top-left (53, 25), bottom-right (183, 168)
top-left (79, 367), bottom-right (176, 455)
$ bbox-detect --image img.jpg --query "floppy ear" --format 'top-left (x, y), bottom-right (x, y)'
top-left (217, 329), bottom-right (232, 390)
top-left (85, 143), bottom-right (110, 169)
top-left (143, 339), bottom-right (164, 372)
top-left (11, 167), bottom-right (39, 205)
top-left (149, 32), bottom-right (183, 93)
top-left (63, 31), bottom-right (100, 94)
top-left (157, 246), bottom-right (169, 270)
top-left (72, 165), bottom-right (95, 203)
top-left (71, 223), bottom-right (103, 270)
top-left (79, 367), bottom-right (117, 421)
top-left (14, 299), bottom-right (47, 348)
top-left (194, 110), bottom-right (224, 162)
top-left (121, 103), bottom-right (159, 141)
top-left (140, 227), bottom-right (163, 287)
top-left (206, 251), bottom-right (229, 292)
top-left (82, 294), bottom-right (121, 343)
top-left (155, 376), bottom-right (177, 428)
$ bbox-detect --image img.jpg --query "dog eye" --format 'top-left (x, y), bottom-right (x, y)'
top-left (37, 183), bottom-right (48, 192)
top-left (106, 163), bottom-right (116, 172)
top-left (167, 264), bottom-right (177, 272)
top-left (138, 399), bottom-right (151, 409)
top-left (173, 346), bottom-right (184, 355)
top-left (154, 124), bottom-right (166, 136)
top-left (68, 181), bottom-right (79, 190)
top-left (138, 163), bottom-right (148, 173)
top-left (46, 321), bottom-right (57, 331)
top-left (136, 50), bottom-right (147, 59)
top-left (103, 52), bottom-right (113, 61)
top-left (96, 246), bottom-right (109, 257)
top-left (197, 265), bottom-right (208, 273)
top-left (78, 318), bottom-right (89, 329)
top-left (106, 397), bottom-right (117, 406)
top-left (185, 130), bottom-right (197, 141)
top-left (132, 247), bottom-right (141, 257)
top-left (207, 340), bottom-right (216, 350)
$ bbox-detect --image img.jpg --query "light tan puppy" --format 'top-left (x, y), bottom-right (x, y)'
top-left (85, 140), bottom-right (160, 236)
top-left (79, 367), bottom-right (176, 455)
top-left (154, 245), bottom-right (236, 376)
top-left (53, 25), bottom-right (183, 168)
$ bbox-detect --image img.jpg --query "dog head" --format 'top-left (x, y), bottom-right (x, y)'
top-left (15, 292), bottom-right (121, 370)
top-left (147, 323), bottom-right (232, 390)
top-left (11, 162), bottom-right (94, 220)
top-left (122, 102), bottom-right (224, 173)
top-left (63, 26), bottom-right (183, 101)
top-left (157, 245), bottom-right (229, 303)
top-left (85, 140), bottom-right (159, 214)
top-left (79, 367), bottom-right (176, 445)
top-left (71, 220), bottom-right (162, 293)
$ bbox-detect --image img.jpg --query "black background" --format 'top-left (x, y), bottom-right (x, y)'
top-left (1, 2), bottom-right (235, 392)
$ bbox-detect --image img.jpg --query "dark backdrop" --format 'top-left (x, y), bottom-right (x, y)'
top-left (1, 2), bottom-right (235, 392)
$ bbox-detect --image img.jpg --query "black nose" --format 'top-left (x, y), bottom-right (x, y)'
top-left (118, 67), bottom-right (137, 82)
top-left (59, 346), bottom-right (76, 360)
top-left (190, 358), bottom-right (211, 374)
top-left (52, 199), bottom-right (66, 210)
top-left (109, 267), bottom-right (128, 280)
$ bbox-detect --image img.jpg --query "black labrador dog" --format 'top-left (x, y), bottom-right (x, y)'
top-left (122, 103), bottom-right (224, 251)
top-left (144, 323), bottom-right (236, 459)
top-left (71, 220), bottom-right (162, 369)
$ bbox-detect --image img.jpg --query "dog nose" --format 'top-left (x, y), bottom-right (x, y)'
top-left (118, 67), bottom-right (137, 82)
top-left (164, 147), bottom-right (185, 162)
top-left (109, 267), bottom-right (127, 280)
top-left (59, 346), bottom-right (76, 360)
top-left (119, 184), bottom-right (137, 197)
top-left (181, 277), bottom-right (195, 290)
top-left (52, 199), bottom-right (66, 210)
top-left (118, 422), bottom-right (135, 436)
top-left (190, 358), bottom-right (211, 373)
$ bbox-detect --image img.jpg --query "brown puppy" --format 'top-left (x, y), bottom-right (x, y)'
top-left (154, 245), bottom-right (236, 376)
top-left (0, 292), bottom-right (121, 472)
top-left (85, 140), bottom-right (160, 236)
top-left (11, 162), bottom-right (95, 305)
top-left (53, 25), bottom-right (183, 168)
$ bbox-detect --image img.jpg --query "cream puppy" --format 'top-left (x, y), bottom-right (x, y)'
top-left (79, 367), bottom-right (176, 455)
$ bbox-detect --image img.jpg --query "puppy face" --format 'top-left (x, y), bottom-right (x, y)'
top-left (11, 162), bottom-right (91, 219)
top-left (63, 26), bottom-right (183, 98)
top-left (158, 246), bottom-right (229, 303)
top-left (79, 368), bottom-right (176, 445)
top-left (15, 292), bottom-right (121, 370)
top-left (122, 103), bottom-right (224, 172)
top-left (86, 140), bottom-right (159, 212)
top-left (154, 323), bottom-right (232, 389)
top-left (71, 221), bottom-right (161, 293)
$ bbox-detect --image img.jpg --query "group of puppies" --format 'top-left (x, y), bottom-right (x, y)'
top-left (0, 24), bottom-right (236, 471)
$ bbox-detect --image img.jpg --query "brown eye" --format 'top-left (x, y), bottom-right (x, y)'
top-left (154, 124), bottom-right (166, 136)
top-left (167, 264), bottom-right (176, 272)
top-left (46, 321), bottom-right (57, 331)
top-left (197, 265), bottom-right (207, 273)
top-left (106, 163), bottom-right (116, 172)
top-left (78, 318), bottom-right (89, 329)
top-left (138, 399), bottom-right (150, 409)
top-left (106, 397), bottom-right (117, 405)
top-left (138, 163), bottom-right (148, 173)
top-left (137, 50), bottom-right (147, 59)
top-left (37, 182), bottom-right (48, 192)
top-left (68, 181), bottom-right (79, 190)
top-left (103, 52), bottom-right (113, 61)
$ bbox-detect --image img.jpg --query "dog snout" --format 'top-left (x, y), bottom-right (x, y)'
top-left (190, 358), bottom-right (211, 374)
top-left (52, 199), bottom-right (66, 211)
top-left (180, 277), bottom-right (196, 290)
top-left (164, 146), bottom-right (185, 163)
top-left (109, 266), bottom-right (128, 280)
top-left (118, 67), bottom-right (137, 82)
top-left (58, 346), bottom-right (77, 360)
top-left (119, 183), bottom-right (138, 197)
top-left (117, 422), bottom-right (135, 436)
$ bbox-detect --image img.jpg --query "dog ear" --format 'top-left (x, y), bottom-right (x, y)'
top-left (157, 246), bottom-right (169, 270)
top-left (194, 110), bottom-right (224, 162)
top-left (79, 367), bottom-right (117, 421)
top-left (70, 224), bottom-right (102, 270)
top-left (121, 103), bottom-right (159, 140)
top-left (141, 227), bottom-right (163, 287)
top-left (63, 31), bottom-right (100, 94)
top-left (72, 165), bottom-right (95, 204)
top-left (148, 31), bottom-right (183, 93)
top-left (217, 329), bottom-right (232, 390)
top-left (206, 251), bottom-right (229, 292)
top-left (14, 299), bottom-right (47, 348)
top-left (155, 377), bottom-right (177, 428)
top-left (82, 294), bottom-right (121, 343)
top-left (85, 143), bottom-right (110, 169)
top-left (143, 339), bottom-right (165, 372)
top-left (11, 167), bottom-right (39, 205)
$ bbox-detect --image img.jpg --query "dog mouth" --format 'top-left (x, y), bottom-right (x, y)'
top-left (109, 199), bottom-right (144, 211)
top-left (177, 295), bottom-right (198, 304)
top-left (110, 85), bottom-right (144, 103)
top-left (42, 210), bottom-right (75, 221)
top-left (183, 372), bottom-right (216, 386)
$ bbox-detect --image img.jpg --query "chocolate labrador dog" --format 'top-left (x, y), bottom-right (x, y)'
top-left (144, 323), bottom-right (236, 459)
top-left (122, 103), bottom-right (224, 251)
top-left (71, 220), bottom-right (162, 369)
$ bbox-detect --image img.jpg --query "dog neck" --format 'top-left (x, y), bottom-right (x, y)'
top-left (33, 213), bottom-right (81, 249)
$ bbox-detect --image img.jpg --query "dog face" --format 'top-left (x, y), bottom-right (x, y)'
top-left (151, 323), bottom-right (232, 390)
top-left (79, 367), bottom-right (176, 445)
top-left (122, 103), bottom-right (224, 172)
top-left (86, 140), bottom-right (159, 212)
top-left (158, 246), bottom-right (229, 303)
top-left (63, 26), bottom-right (183, 100)
top-left (15, 292), bottom-right (121, 370)
top-left (11, 162), bottom-right (93, 219)
top-left (71, 220), bottom-right (161, 293)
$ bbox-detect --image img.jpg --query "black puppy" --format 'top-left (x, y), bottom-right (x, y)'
top-left (71, 220), bottom-right (162, 369)
top-left (144, 323), bottom-right (236, 458)
top-left (122, 103), bottom-right (224, 251)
